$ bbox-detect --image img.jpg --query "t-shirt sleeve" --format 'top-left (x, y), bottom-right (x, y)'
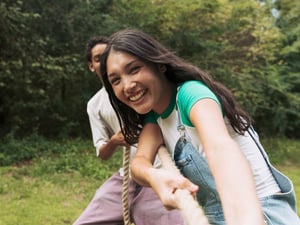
top-left (177, 80), bottom-right (223, 126)
top-left (143, 111), bottom-right (159, 124)
top-left (87, 99), bottom-right (112, 157)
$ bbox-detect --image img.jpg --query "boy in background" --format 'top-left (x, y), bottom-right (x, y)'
top-left (72, 36), bottom-right (184, 225)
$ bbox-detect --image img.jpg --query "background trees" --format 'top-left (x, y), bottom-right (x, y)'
top-left (0, 0), bottom-right (299, 139)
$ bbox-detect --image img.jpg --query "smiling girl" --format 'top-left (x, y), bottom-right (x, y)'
top-left (100, 29), bottom-right (300, 225)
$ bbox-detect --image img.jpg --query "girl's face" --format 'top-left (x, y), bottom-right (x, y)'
top-left (106, 49), bottom-right (171, 114)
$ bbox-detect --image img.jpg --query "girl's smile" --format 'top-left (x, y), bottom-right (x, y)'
top-left (127, 89), bottom-right (147, 102)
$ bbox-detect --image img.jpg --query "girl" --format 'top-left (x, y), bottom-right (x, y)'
top-left (100, 29), bottom-right (300, 225)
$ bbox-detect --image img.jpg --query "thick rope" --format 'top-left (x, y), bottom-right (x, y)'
top-left (122, 146), bottom-right (131, 225)
top-left (157, 145), bottom-right (210, 225)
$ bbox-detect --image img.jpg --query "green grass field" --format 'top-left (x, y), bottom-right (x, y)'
top-left (0, 137), bottom-right (299, 225)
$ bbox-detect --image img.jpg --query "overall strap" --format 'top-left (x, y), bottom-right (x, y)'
top-left (247, 126), bottom-right (270, 165)
top-left (247, 126), bottom-right (295, 202)
top-left (176, 86), bottom-right (187, 141)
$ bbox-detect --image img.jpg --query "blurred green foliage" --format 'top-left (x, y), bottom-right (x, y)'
top-left (0, 0), bottom-right (299, 139)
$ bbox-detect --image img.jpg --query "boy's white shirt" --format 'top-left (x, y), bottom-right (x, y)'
top-left (87, 88), bottom-right (161, 176)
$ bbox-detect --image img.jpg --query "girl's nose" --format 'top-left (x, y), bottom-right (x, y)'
top-left (123, 79), bottom-right (137, 92)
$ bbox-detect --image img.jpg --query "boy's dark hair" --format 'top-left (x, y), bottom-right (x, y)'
top-left (85, 36), bottom-right (109, 63)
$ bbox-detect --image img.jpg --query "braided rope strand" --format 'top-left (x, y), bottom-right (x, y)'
top-left (122, 146), bottom-right (131, 225)
top-left (158, 145), bottom-right (210, 225)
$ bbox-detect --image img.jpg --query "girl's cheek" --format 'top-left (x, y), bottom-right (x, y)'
top-left (113, 87), bottom-right (122, 99)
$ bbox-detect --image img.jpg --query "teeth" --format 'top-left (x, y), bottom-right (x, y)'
top-left (129, 90), bottom-right (145, 102)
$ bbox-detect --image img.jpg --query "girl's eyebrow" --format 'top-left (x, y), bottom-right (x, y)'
top-left (107, 59), bottom-right (139, 78)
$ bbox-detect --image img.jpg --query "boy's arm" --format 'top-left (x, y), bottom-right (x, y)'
top-left (87, 101), bottom-right (128, 160)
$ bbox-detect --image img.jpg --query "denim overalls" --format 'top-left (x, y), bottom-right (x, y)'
top-left (173, 98), bottom-right (300, 225)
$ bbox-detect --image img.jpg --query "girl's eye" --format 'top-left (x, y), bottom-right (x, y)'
top-left (130, 65), bottom-right (141, 74)
top-left (109, 77), bottom-right (120, 86)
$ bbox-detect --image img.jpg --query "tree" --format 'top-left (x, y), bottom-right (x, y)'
top-left (0, 0), bottom-right (298, 138)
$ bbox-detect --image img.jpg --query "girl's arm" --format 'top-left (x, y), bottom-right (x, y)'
top-left (131, 123), bottom-right (198, 209)
top-left (130, 123), bottom-right (161, 187)
top-left (190, 98), bottom-right (265, 225)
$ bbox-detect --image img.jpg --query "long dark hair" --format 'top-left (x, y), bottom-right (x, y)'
top-left (101, 29), bottom-right (251, 144)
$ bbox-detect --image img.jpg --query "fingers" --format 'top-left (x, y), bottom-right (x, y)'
top-left (112, 130), bottom-right (130, 147)
top-left (159, 186), bottom-right (179, 210)
top-left (173, 174), bottom-right (199, 194)
top-left (161, 180), bottom-right (199, 210)
top-left (152, 169), bottom-right (199, 210)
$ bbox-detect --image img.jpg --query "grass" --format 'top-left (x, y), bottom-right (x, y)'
top-left (0, 138), bottom-right (122, 225)
top-left (0, 137), bottom-right (299, 224)
top-left (0, 170), bottom-right (97, 225)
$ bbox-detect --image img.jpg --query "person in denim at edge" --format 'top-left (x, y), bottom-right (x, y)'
top-left (72, 36), bottom-right (184, 225)
top-left (100, 29), bottom-right (300, 225)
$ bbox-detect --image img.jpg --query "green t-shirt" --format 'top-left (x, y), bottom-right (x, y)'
top-left (145, 80), bottom-right (222, 126)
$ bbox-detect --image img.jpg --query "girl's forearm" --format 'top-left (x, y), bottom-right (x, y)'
top-left (130, 156), bottom-right (157, 187)
top-left (206, 141), bottom-right (265, 225)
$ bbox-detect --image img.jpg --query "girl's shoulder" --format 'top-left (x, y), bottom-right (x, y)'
top-left (178, 80), bottom-right (219, 106)
top-left (177, 80), bottom-right (222, 126)
top-left (180, 80), bottom-right (206, 90)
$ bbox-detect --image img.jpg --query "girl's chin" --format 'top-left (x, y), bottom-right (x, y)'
top-left (133, 106), bottom-right (151, 115)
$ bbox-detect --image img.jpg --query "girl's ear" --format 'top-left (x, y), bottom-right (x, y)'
top-left (158, 64), bottom-right (166, 73)
top-left (88, 63), bottom-right (95, 72)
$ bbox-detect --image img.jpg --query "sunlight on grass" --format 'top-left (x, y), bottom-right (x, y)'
top-left (0, 168), bottom-right (100, 225)
top-left (0, 140), bottom-right (122, 225)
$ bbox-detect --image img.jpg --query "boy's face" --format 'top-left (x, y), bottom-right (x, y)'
top-left (89, 43), bottom-right (107, 80)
